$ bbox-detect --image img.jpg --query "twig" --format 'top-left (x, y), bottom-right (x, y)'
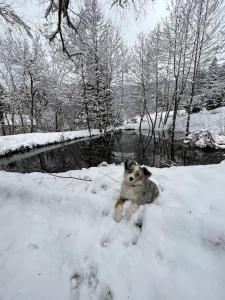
top-left (159, 160), bottom-right (179, 167)
top-left (98, 170), bottom-right (120, 183)
top-left (167, 159), bottom-right (179, 166)
top-left (160, 161), bottom-right (171, 167)
top-left (49, 173), bottom-right (92, 182)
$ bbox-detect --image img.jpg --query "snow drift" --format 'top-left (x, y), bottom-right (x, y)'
top-left (123, 107), bottom-right (225, 148)
top-left (0, 162), bottom-right (225, 300)
top-left (0, 130), bottom-right (101, 156)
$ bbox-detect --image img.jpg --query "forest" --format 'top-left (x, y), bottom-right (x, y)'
top-left (0, 0), bottom-right (224, 136)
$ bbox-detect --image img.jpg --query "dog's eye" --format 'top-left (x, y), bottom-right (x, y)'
top-left (136, 172), bottom-right (140, 177)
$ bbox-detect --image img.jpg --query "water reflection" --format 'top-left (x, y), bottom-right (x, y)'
top-left (0, 130), bottom-right (224, 173)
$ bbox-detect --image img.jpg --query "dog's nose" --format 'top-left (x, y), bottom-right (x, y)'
top-left (129, 176), bottom-right (134, 181)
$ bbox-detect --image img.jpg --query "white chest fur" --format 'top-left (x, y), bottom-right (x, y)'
top-left (120, 181), bottom-right (140, 202)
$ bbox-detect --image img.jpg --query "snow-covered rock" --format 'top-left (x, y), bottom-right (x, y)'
top-left (184, 131), bottom-right (225, 149)
top-left (0, 163), bottom-right (225, 300)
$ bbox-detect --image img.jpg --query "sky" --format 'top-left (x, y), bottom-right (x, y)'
top-left (3, 0), bottom-right (170, 46)
top-left (102, 0), bottom-right (170, 45)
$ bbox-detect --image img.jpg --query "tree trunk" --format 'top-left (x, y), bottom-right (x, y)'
top-left (28, 71), bottom-right (36, 133)
top-left (0, 103), bottom-right (6, 136)
top-left (55, 112), bottom-right (59, 132)
top-left (81, 63), bottom-right (92, 138)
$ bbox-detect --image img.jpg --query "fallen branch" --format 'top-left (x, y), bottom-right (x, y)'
top-left (160, 160), bottom-right (179, 167)
top-left (167, 159), bottom-right (179, 166)
top-left (49, 173), bottom-right (92, 182)
top-left (160, 161), bottom-right (171, 167)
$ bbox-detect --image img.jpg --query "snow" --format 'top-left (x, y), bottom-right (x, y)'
top-left (213, 133), bottom-right (225, 148)
top-left (0, 162), bottom-right (225, 300)
top-left (174, 107), bottom-right (225, 133)
top-left (184, 131), bottom-right (225, 149)
top-left (0, 130), bottom-right (102, 156)
top-left (123, 107), bottom-right (225, 148)
top-left (124, 107), bottom-right (225, 133)
top-left (3, 113), bottom-right (36, 126)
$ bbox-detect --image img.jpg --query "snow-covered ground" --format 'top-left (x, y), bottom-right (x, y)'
top-left (1, 163), bottom-right (225, 300)
top-left (0, 130), bottom-right (101, 156)
top-left (124, 107), bottom-right (225, 133)
top-left (123, 107), bottom-right (225, 148)
top-left (174, 107), bottom-right (225, 134)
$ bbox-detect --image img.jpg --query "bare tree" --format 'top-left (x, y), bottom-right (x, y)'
top-left (0, 2), bottom-right (32, 37)
top-left (44, 0), bottom-right (148, 57)
top-left (185, 0), bottom-right (225, 135)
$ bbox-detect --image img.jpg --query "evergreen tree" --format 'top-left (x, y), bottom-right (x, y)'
top-left (197, 57), bottom-right (225, 110)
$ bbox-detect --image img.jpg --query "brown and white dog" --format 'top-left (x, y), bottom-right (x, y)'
top-left (114, 160), bottom-right (159, 222)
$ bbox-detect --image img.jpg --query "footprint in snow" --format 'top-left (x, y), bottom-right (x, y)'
top-left (70, 273), bottom-right (83, 299)
top-left (70, 265), bottom-right (113, 300)
top-left (91, 186), bottom-right (97, 194)
top-left (28, 243), bottom-right (39, 250)
top-left (155, 249), bottom-right (164, 262)
top-left (100, 183), bottom-right (107, 191)
top-left (102, 210), bottom-right (110, 217)
top-left (123, 217), bottom-right (143, 247)
top-left (101, 207), bottom-right (144, 248)
top-left (129, 211), bottom-right (144, 246)
top-left (110, 211), bottom-right (144, 248)
top-left (203, 235), bottom-right (225, 250)
top-left (101, 237), bottom-right (111, 247)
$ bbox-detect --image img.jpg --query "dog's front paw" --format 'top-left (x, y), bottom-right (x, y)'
top-left (124, 209), bottom-right (131, 221)
top-left (113, 208), bottom-right (123, 223)
top-left (124, 203), bottom-right (139, 221)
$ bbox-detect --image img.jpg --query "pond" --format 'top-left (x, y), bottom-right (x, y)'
top-left (0, 130), bottom-right (224, 173)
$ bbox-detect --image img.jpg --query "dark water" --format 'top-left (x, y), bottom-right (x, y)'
top-left (0, 130), bottom-right (224, 173)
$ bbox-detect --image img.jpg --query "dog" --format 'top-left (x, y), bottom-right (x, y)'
top-left (114, 160), bottom-right (159, 223)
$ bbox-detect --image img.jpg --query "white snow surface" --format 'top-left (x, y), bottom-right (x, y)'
top-left (174, 107), bottom-right (225, 133)
top-left (3, 114), bottom-right (36, 126)
top-left (123, 107), bottom-right (225, 148)
top-left (124, 107), bottom-right (225, 133)
top-left (0, 163), bottom-right (225, 300)
top-left (0, 130), bottom-right (101, 156)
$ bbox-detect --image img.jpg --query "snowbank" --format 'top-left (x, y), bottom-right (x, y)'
top-left (124, 107), bottom-right (225, 148)
top-left (0, 130), bottom-right (101, 156)
top-left (0, 163), bottom-right (225, 300)
top-left (184, 131), bottom-right (225, 149)
top-left (174, 107), bottom-right (225, 133)
top-left (124, 107), bottom-right (225, 133)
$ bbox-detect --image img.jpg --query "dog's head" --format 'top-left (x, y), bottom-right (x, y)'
top-left (124, 160), bottom-right (152, 186)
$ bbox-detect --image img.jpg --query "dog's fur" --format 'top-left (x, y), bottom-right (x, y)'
top-left (114, 160), bottom-right (159, 222)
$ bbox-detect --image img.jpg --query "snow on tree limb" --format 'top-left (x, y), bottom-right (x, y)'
top-left (0, 3), bottom-right (32, 37)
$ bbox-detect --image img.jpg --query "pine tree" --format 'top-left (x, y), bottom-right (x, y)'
top-left (74, 0), bottom-right (119, 132)
top-left (197, 57), bottom-right (225, 110)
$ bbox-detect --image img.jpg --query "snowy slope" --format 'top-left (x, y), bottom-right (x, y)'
top-left (0, 163), bottom-right (225, 300)
top-left (124, 107), bottom-right (225, 134)
top-left (0, 130), bottom-right (101, 156)
top-left (123, 107), bottom-right (225, 148)
top-left (175, 107), bottom-right (225, 133)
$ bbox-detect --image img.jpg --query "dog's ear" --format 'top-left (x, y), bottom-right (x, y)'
top-left (141, 167), bottom-right (152, 178)
top-left (124, 160), bottom-right (129, 170)
top-left (124, 160), bottom-right (137, 170)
